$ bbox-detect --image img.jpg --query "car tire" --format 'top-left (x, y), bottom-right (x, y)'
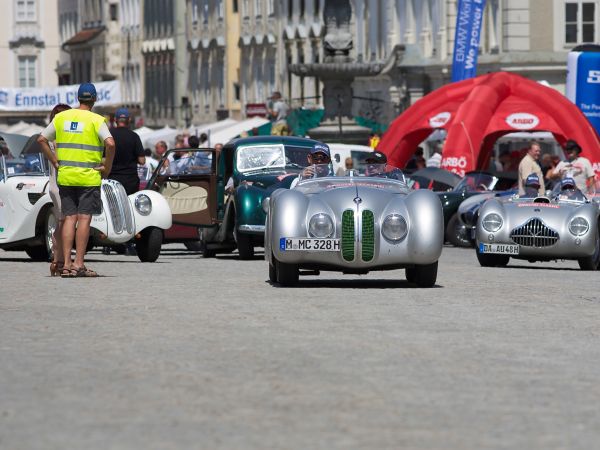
top-left (578, 229), bottom-right (600, 270)
top-left (184, 241), bottom-right (203, 251)
top-left (409, 261), bottom-right (438, 287)
top-left (236, 231), bottom-right (254, 260)
top-left (476, 250), bottom-right (510, 267)
top-left (275, 258), bottom-right (298, 286)
top-left (405, 267), bottom-right (416, 283)
top-left (136, 227), bottom-right (162, 262)
top-left (269, 260), bottom-right (277, 283)
top-left (27, 207), bottom-right (55, 261)
top-left (25, 245), bottom-right (50, 261)
top-left (446, 213), bottom-right (472, 248)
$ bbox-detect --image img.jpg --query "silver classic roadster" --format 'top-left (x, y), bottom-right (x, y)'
top-left (264, 164), bottom-right (444, 287)
top-left (475, 183), bottom-right (600, 270)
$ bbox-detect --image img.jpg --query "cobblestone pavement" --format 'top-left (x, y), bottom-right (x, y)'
top-left (1, 245), bottom-right (599, 450)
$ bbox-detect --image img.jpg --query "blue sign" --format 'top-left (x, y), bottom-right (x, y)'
top-left (567, 50), bottom-right (600, 135)
top-left (451, 0), bottom-right (487, 82)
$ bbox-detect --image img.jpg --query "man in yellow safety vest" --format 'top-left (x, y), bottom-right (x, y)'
top-left (38, 83), bottom-right (115, 277)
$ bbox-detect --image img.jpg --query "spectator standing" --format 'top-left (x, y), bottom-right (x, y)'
top-left (38, 83), bottom-right (115, 277)
top-left (46, 103), bottom-right (72, 276)
top-left (518, 141), bottom-right (545, 196)
top-left (0, 137), bottom-right (14, 159)
top-left (426, 149), bottom-right (442, 168)
top-left (405, 147), bottom-right (424, 170)
top-left (268, 91), bottom-right (290, 136)
top-left (549, 139), bottom-right (595, 193)
top-left (336, 157), bottom-right (353, 176)
top-left (109, 108), bottom-right (146, 195)
top-left (144, 148), bottom-right (159, 172)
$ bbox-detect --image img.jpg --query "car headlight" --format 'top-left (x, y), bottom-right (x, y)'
top-left (135, 194), bottom-right (152, 216)
top-left (382, 214), bottom-right (408, 242)
top-left (308, 213), bottom-right (334, 238)
top-left (482, 213), bottom-right (503, 232)
top-left (569, 217), bottom-right (589, 236)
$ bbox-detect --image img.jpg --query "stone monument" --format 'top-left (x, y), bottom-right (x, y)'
top-left (288, 0), bottom-right (403, 145)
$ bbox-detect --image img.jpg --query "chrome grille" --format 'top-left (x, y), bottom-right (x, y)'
top-left (510, 218), bottom-right (559, 247)
top-left (102, 182), bottom-right (134, 235)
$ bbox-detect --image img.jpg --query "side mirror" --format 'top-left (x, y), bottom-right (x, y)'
top-left (334, 154), bottom-right (340, 163)
top-left (261, 197), bottom-right (270, 213)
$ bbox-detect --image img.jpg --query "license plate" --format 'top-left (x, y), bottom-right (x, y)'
top-left (280, 238), bottom-right (340, 251)
top-left (479, 243), bottom-right (519, 255)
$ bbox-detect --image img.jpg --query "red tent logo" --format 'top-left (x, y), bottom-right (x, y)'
top-left (429, 112), bottom-right (451, 128)
top-left (506, 113), bottom-right (539, 130)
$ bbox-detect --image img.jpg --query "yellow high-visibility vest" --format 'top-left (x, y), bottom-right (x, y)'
top-left (54, 109), bottom-right (106, 187)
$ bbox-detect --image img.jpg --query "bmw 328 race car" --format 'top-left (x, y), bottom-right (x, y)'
top-left (264, 164), bottom-right (444, 287)
top-left (475, 182), bottom-right (600, 270)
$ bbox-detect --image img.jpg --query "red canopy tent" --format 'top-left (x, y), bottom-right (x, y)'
top-left (378, 72), bottom-right (600, 178)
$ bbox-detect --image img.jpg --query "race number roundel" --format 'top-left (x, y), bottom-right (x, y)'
top-left (505, 113), bottom-right (540, 130)
top-left (429, 112), bottom-right (451, 128)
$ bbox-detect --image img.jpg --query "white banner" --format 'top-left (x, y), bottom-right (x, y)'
top-left (0, 81), bottom-right (121, 111)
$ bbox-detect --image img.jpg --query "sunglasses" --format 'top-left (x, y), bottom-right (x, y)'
top-left (311, 152), bottom-right (330, 163)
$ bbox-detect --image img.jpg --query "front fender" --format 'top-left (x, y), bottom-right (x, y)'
top-left (405, 189), bottom-right (444, 262)
top-left (235, 184), bottom-right (267, 228)
top-left (129, 190), bottom-right (172, 234)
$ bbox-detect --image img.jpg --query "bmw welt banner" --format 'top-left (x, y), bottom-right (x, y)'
top-left (0, 81), bottom-right (121, 112)
top-left (451, 0), bottom-right (487, 82)
top-left (566, 50), bottom-right (600, 135)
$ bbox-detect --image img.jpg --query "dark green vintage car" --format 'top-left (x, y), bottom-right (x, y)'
top-left (438, 171), bottom-right (517, 247)
top-left (147, 136), bottom-right (322, 259)
top-left (224, 135), bottom-right (322, 258)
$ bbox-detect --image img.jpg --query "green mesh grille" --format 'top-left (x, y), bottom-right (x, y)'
top-left (341, 210), bottom-right (355, 261)
top-left (362, 210), bottom-right (374, 261)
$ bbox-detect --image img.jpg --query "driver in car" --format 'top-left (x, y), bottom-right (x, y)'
top-left (521, 173), bottom-right (542, 198)
top-left (556, 177), bottom-right (586, 201)
top-left (290, 142), bottom-right (332, 188)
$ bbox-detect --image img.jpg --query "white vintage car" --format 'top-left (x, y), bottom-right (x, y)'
top-left (0, 142), bottom-right (172, 262)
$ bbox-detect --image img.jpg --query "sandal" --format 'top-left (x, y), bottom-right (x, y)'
top-left (50, 262), bottom-right (64, 277)
top-left (60, 267), bottom-right (78, 278)
top-left (74, 266), bottom-right (99, 277)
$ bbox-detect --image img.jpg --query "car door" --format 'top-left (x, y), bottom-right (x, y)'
top-left (147, 148), bottom-right (218, 229)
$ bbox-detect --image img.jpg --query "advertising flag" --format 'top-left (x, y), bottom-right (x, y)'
top-left (451, 0), bottom-right (487, 82)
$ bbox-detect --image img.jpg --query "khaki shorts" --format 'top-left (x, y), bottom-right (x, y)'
top-left (58, 185), bottom-right (102, 216)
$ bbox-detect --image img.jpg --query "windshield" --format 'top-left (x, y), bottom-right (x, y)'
top-left (298, 163), bottom-right (407, 183)
top-left (156, 149), bottom-right (214, 176)
top-left (236, 144), bottom-right (311, 173)
top-left (1, 152), bottom-right (47, 180)
top-left (550, 182), bottom-right (588, 203)
top-left (295, 164), bottom-right (408, 194)
top-left (454, 172), bottom-right (497, 192)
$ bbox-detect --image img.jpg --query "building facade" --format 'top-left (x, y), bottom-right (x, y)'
top-left (120, 0), bottom-right (144, 115)
top-left (186, 0), bottom-right (228, 125)
top-left (142, 0), bottom-right (187, 127)
top-left (0, 0), bottom-right (61, 122)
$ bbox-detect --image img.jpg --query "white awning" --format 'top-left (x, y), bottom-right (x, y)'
top-left (207, 117), bottom-right (270, 146)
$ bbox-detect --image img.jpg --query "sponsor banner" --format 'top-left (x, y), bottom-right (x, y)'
top-left (451, 0), bottom-right (487, 82)
top-left (505, 112), bottom-right (540, 130)
top-left (245, 103), bottom-right (268, 117)
top-left (0, 81), bottom-right (121, 111)
top-left (429, 112), bottom-right (452, 128)
top-left (441, 155), bottom-right (469, 177)
top-left (567, 51), bottom-right (600, 135)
